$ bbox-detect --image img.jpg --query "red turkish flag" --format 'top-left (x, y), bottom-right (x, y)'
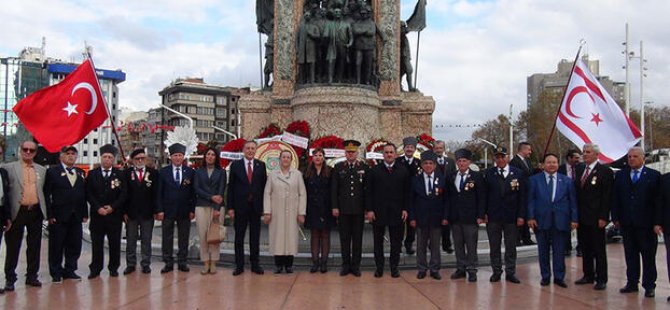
top-left (13, 59), bottom-right (109, 152)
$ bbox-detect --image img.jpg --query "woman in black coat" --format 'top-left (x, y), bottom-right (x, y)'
top-left (304, 148), bottom-right (335, 273)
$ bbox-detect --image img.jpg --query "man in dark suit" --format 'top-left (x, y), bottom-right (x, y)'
top-left (409, 150), bottom-right (447, 280)
top-left (395, 137), bottom-right (422, 255)
top-left (366, 143), bottom-right (410, 278)
top-left (86, 144), bottom-right (127, 279)
top-left (332, 140), bottom-right (369, 277)
top-left (44, 146), bottom-right (87, 283)
top-left (558, 148), bottom-right (583, 256)
top-left (227, 140), bottom-right (267, 276)
top-left (657, 172), bottom-right (670, 302)
top-left (527, 153), bottom-right (578, 288)
top-left (509, 141), bottom-right (535, 246)
top-left (573, 144), bottom-right (613, 290)
top-left (156, 143), bottom-right (195, 274)
top-left (612, 146), bottom-right (661, 298)
top-left (0, 144), bottom-right (11, 294)
top-left (484, 146), bottom-right (525, 284)
top-left (123, 148), bottom-right (158, 275)
top-left (434, 140), bottom-right (456, 253)
top-left (446, 149), bottom-right (485, 282)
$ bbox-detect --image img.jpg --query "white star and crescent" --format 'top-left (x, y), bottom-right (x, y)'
top-left (63, 82), bottom-right (98, 118)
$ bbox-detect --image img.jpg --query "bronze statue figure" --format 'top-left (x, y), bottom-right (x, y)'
top-left (324, 8), bottom-right (353, 84)
top-left (400, 21), bottom-right (416, 92)
top-left (352, 5), bottom-right (385, 86)
top-left (264, 32), bottom-right (274, 89)
top-left (297, 12), bottom-right (321, 84)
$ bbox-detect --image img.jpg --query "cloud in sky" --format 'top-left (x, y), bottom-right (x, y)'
top-left (1, 0), bottom-right (668, 142)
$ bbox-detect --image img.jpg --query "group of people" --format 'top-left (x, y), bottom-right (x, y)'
top-left (1, 137), bottom-right (669, 302)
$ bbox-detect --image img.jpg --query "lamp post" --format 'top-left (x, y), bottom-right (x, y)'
top-left (469, 138), bottom-right (497, 169)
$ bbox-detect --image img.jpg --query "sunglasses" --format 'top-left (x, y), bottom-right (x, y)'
top-left (22, 148), bottom-right (36, 153)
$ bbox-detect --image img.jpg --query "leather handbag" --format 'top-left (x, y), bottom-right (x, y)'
top-left (206, 216), bottom-right (226, 244)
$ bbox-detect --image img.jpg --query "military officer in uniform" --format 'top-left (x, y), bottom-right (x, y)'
top-left (396, 137), bottom-right (422, 255)
top-left (332, 140), bottom-right (369, 277)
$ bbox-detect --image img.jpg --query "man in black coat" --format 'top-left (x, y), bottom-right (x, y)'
top-left (332, 140), bottom-right (369, 277)
top-left (657, 171), bottom-right (670, 302)
top-left (122, 148), bottom-right (158, 275)
top-left (0, 145), bottom-right (10, 294)
top-left (574, 144), bottom-right (613, 290)
top-left (395, 137), bottom-right (422, 255)
top-left (484, 146), bottom-right (525, 284)
top-left (446, 148), bottom-right (486, 282)
top-left (612, 146), bottom-right (661, 298)
top-left (366, 143), bottom-right (410, 278)
top-left (435, 140), bottom-right (456, 253)
top-left (44, 146), bottom-right (87, 283)
top-left (558, 148), bottom-right (584, 255)
top-left (227, 141), bottom-right (267, 276)
top-left (509, 141), bottom-right (535, 246)
top-left (86, 144), bottom-right (127, 279)
top-left (156, 143), bottom-right (196, 274)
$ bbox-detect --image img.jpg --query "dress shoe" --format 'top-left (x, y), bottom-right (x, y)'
top-left (417, 271), bottom-right (427, 279)
top-left (450, 270), bottom-right (466, 280)
top-left (123, 266), bottom-right (136, 275)
top-left (506, 275), bottom-right (521, 284)
top-left (88, 273), bottom-right (100, 280)
top-left (4, 282), bottom-right (15, 291)
top-left (26, 279), bottom-right (42, 287)
top-left (563, 249), bottom-right (571, 256)
top-left (576, 249), bottom-right (583, 257)
top-left (285, 266), bottom-right (294, 274)
top-left (645, 289), bottom-right (655, 298)
top-left (574, 277), bottom-right (594, 285)
top-left (109, 270), bottom-right (119, 277)
top-left (178, 265), bottom-right (190, 272)
top-left (445, 248), bottom-right (454, 254)
top-left (430, 272), bottom-right (442, 280)
top-left (524, 239), bottom-right (536, 245)
top-left (209, 264), bottom-right (217, 274)
top-left (467, 273), bottom-right (477, 282)
top-left (310, 263), bottom-right (319, 273)
top-left (540, 279), bottom-right (550, 286)
top-left (63, 273), bottom-right (82, 280)
top-left (490, 273), bottom-right (501, 282)
top-left (351, 269), bottom-right (361, 277)
top-left (320, 261), bottom-right (328, 273)
top-left (666, 296), bottom-right (670, 302)
top-left (619, 284), bottom-right (639, 293)
top-left (339, 267), bottom-right (350, 276)
top-left (405, 247), bottom-right (415, 255)
top-left (232, 268), bottom-right (244, 276)
top-left (160, 265), bottom-right (174, 274)
top-left (52, 276), bottom-right (63, 284)
top-left (554, 280), bottom-right (568, 288)
top-left (594, 282), bottom-right (607, 290)
top-left (251, 265), bottom-right (264, 275)
top-left (141, 267), bottom-right (152, 274)
top-left (374, 269), bottom-right (383, 278)
top-left (0, 288), bottom-right (4, 294)
top-left (391, 268), bottom-right (400, 278)
top-left (274, 266), bottom-right (283, 274)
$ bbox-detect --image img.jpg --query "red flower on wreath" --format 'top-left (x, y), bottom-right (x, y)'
top-left (257, 123), bottom-right (282, 139)
top-left (417, 133), bottom-right (435, 150)
top-left (366, 138), bottom-right (389, 166)
top-left (220, 138), bottom-right (247, 168)
top-left (309, 135), bottom-right (344, 161)
top-left (284, 120), bottom-right (311, 158)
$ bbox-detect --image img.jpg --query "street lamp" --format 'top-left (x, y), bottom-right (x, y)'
top-left (468, 138), bottom-right (497, 169)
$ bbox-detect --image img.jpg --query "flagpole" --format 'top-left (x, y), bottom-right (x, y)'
top-left (84, 52), bottom-right (127, 163)
top-left (542, 41), bottom-right (585, 158)
top-left (413, 31), bottom-right (421, 90)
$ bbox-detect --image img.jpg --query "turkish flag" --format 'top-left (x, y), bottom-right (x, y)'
top-left (556, 59), bottom-right (641, 163)
top-left (13, 59), bottom-right (109, 152)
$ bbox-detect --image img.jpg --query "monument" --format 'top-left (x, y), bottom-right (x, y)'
top-left (240, 0), bottom-right (435, 145)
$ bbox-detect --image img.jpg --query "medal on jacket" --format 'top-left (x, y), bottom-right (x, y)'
top-left (591, 176), bottom-right (597, 185)
top-left (434, 177), bottom-right (441, 196)
top-left (510, 179), bottom-right (519, 191)
top-left (111, 178), bottom-right (121, 189)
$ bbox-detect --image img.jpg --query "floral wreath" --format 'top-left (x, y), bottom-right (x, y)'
top-left (284, 120), bottom-right (311, 158)
top-left (220, 138), bottom-right (247, 168)
top-left (417, 133), bottom-right (436, 151)
top-left (309, 135), bottom-right (344, 161)
top-left (366, 138), bottom-right (389, 166)
top-left (257, 123), bottom-right (282, 139)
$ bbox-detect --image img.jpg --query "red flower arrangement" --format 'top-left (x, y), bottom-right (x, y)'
top-left (417, 133), bottom-right (435, 150)
top-left (284, 120), bottom-right (311, 158)
top-left (219, 138), bottom-right (247, 168)
top-left (257, 123), bottom-right (282, 139)
top-left (366, 138), bottom-right (389, 166)
top-left (310, 135), bottom-right (344, 150)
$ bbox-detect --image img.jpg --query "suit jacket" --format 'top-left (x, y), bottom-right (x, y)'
top-left (484, 165), bottom-right (526, 224)
top-left (44, 164), bottom-right (87, 223)
top-left (574, 163), bottom-right (613, 226)
top-left (611, 166), bottom-right (661, 229)
top-left (435, 155), bottom-right (456, 178)
top-left (660, 173), bottom-right (670, 231)
top-left (194, 166), bottom-right (226, 210)
top-left (395, 156), bottom-right (422, 177)
top-left (157, 165), bottom-right (196, 219)
top-left (226, 159), bottom-right (267, 216)
top-left (331, 160), bottom-right (369, 215)
top-left (509, 154), bottom-right (532, 177)
top-left (445, 170), bottom-right (486, 225)
top-left (527, 172), bottom-right (578, 231)
top-left (304, 167), bottom-right (335, 230)
top-left (0, 168), bottom-right (11, 224)
top-left (123, 166), bottom-right (158, 220)
top-left (365, 162), bottom-right (410, 227)
top-left (1, 161), bottom-right (47, 220)
top-left (86, 167), bottom-right (127, 227)
top-left (409, 173), bottom-right (447, 228)
top-left (558, 162), bottom-right (585, 180)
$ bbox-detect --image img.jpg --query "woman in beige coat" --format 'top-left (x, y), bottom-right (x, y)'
top-left (263, 150), bottom-right (307, 274)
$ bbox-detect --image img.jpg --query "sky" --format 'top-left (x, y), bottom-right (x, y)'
top-left (1, 0), bottom-right (668, 142)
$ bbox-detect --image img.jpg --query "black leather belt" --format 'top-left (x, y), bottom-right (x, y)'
top-left (21, 204), bottom-right (38, 210)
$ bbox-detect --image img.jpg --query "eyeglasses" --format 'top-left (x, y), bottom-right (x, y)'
top-left (22, 148), bottom-right (36, 153)
top-left (133, 157), bottom-right (146, 160)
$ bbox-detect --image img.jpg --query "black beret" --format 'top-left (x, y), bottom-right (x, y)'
top-left (420, 150), bottom-right (437, 162)
top-left (454, 148), bottom-right (472, 160)
top-left (130, 148), bottom-right (146, 159)
top-left (493, 146), bottom-right (508, 156)
top-left (99, 144), bottom-right (118, 156)
top-left (168, 143), bottom-right (186, 155)
top-left (60, 145), bottom-right (78, 154)
top-left (403, 137), bottom-right (418, 147)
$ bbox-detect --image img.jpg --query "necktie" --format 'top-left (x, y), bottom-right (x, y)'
top-left (138, 168), bottom-right (144, 182)
top-left (548, 175), bottom-right (555, 202)
top-left (387, 165), bottom-right (393, 173)
top-left (632, 169), bottom-right (640, 183)
top-left (571, 166), bottom-right (576, 180)
top-left (247, 161), bottom-right (253, 183)
top-left (104, 169), bottom-right (110, 179)
top-left (428, 176), bottom-right (434, 194)
top-left (499, 168), bottom-right (505, 178)
top-left (438, 157), bottom-right (444, 165)
top-left (580, 166), bottom-right (591, 187)
top-left (175, 168), bottom-right (181, 185)
top-left (459, 173), bottom-right (466, 191)
top-left (66, 167), bottom-right (74, 175)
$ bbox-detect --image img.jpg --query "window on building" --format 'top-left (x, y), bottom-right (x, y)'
top-left (83, 151), bottom-right (88, 156)
top-left (93, 138), bottom-right (98, 144)
top-left (84, 138), bottom-right (88, 144)
top-left (231, 120), bottom-right (236, 126)
top-left (93, 151), bottom-right (98, 157)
